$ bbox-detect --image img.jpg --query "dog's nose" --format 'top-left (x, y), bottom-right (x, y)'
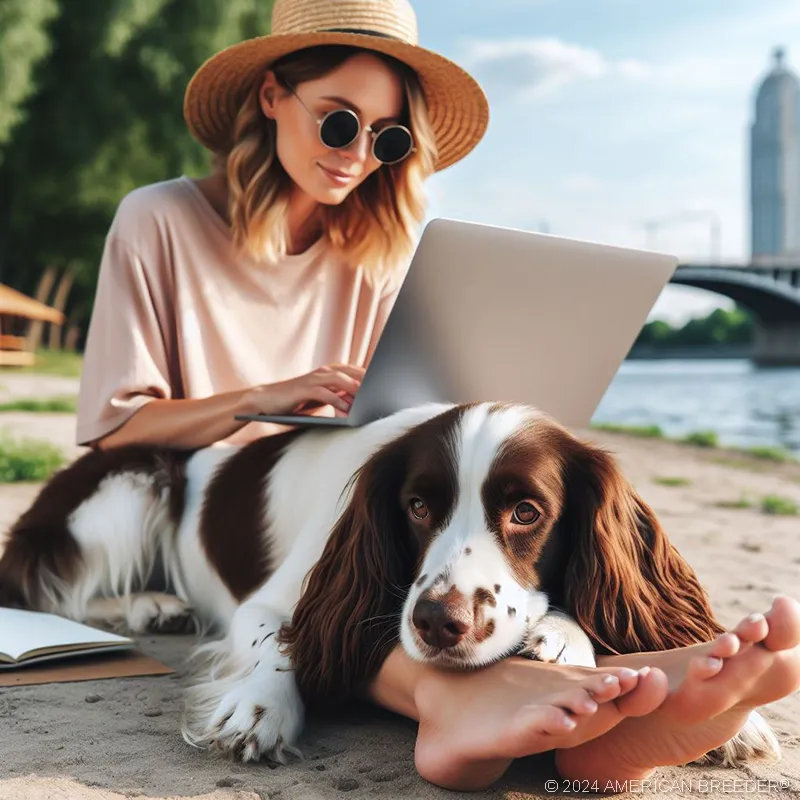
top-left (412, 599), bottom-right (471, 649)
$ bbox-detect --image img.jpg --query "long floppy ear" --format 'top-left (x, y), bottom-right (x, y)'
top-left (277, 441), bottom-right (418, 709)
top-left (560, 440), bottom-right (726, 655)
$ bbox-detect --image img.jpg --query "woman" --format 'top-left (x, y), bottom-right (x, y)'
top-left (76, 0), bottom-right (800, 791)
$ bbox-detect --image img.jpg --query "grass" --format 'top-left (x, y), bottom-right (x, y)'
top-left (760, 494), bottom-right (799, 516)
top-left (652, 476), bottom-right (692, 487)
top-left (0, 433), bottom-right (66, 483)
top-left (0, 348), bottom-right (84, 378)
top-left (715, 494), bottom-right (755, 510)
top-left (0, 396), bottom-right (77, 413)
top-left (592, 422), bottom-right (798, 465)
top-left (592, 422), bottom-right (664, 438)
top-left (744, 445), bottom-right (795, 463)
top-left (681, 430), bottom-right (719, 448)
top-left (715, 493), bottom-right (799, 516)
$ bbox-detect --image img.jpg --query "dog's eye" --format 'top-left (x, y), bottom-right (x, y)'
top-left (512, 501), bottom-right (539, 525)
top-left (409, 498), bottom-right (429, 520)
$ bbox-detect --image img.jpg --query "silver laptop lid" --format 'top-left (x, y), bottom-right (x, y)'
top-left (353, 218), bottom-right (677, 429)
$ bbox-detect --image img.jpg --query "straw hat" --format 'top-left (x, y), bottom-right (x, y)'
top-left (183, 0), bottom-right (489, 171)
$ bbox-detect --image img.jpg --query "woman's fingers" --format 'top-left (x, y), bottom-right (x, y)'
top-left (307, 387), bottom-right (351, 413)
top-left (324, 363), bottom-right (366, 382)
top-left (314, 369), bottom-right (361, 395)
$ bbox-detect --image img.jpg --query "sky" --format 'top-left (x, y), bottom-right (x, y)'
top-left (412, 0), bottom-right (800, 323)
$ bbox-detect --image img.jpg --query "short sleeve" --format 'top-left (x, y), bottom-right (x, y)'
top-left (75, 235), bottom-right (172, 446)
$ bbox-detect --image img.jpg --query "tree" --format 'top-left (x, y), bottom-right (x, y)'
top-left (0, 0), bottom-right (275, 340)
top-left (0, 0), bottom-right (59, 157)
top-left (634, 305), bottom-right (756, 349)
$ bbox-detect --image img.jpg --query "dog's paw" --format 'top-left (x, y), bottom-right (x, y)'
top-left (518, 611), bottom-right (596, 667)
top-left (185, 662), bottom-right (304, 764)
top-left (519, 625), bottom-right (569, 663)
top-left (128, 592), bottom-right (196, 634)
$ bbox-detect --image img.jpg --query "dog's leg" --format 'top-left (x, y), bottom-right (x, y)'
top-left (182, 600), bottom-right (303, 764)
top-left (85, 593), bottom-right (196, 634)
top-left (519, 608), bottom-right (597, 667)
top-left (180, 505), bottom-right (336, 764)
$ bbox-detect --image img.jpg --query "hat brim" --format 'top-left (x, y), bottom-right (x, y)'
top-left (183, 31), bottom-right (489, 172)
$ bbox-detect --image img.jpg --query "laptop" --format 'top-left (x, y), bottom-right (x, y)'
top-left (235, 217), bottom-right (678, 430)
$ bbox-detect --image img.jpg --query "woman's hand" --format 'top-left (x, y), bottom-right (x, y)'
top-left (242, 364), bottom-right (366, 417)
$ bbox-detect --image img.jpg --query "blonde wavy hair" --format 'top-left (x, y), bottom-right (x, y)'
top-left (219, 45), bottom-right (438, 284)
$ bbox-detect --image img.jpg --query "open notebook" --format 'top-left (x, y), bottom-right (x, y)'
top-left (0, 607), bottom-right (135, 669)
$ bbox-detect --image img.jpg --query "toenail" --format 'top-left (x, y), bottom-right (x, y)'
top-left (619, 668), bottom-right (638, 679)
top-left (638, 666), bottom-right (651, 677)
top-left (603, 675), bottom-right (618, 684)
top-left (707, 656), bottom-right (723, 670)
top-left (747, 613), bottom-right (765, 624)
top-left (563, 713), bottom-right (577, 729)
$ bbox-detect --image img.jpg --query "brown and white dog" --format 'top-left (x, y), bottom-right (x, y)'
top-left (0, 402), bottom-right (779, 766)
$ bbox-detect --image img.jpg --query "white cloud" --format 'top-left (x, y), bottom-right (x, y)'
top-left (462, 37), bottom-right (651, 99)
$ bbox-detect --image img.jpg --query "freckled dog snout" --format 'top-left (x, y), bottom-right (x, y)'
top-left (412, 599), bottom-right (471, 649)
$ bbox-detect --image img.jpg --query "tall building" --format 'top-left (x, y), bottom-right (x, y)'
top-left (750, 47), bottom-right (800, 260)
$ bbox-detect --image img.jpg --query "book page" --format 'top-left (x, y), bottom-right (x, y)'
top-left (0, 608), bottom-right (133, 663)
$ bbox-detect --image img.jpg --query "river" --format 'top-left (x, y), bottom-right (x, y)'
top-left (592, 360), bottom-right (800, 456)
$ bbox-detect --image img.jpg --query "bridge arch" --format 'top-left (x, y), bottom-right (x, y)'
top-left (670, 266), bottom-right (800, 323)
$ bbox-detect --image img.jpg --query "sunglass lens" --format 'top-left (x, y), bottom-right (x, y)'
top-left (373, 126), bottom-right (413, 164)
top-left (320, 110), bottom-right (360, 149)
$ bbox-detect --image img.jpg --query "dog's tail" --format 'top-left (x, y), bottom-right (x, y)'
top-left (0, 446), bottom-right (191, 620)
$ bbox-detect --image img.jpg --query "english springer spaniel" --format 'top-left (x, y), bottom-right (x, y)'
top-left (0, 402), bottom-right (778, 767)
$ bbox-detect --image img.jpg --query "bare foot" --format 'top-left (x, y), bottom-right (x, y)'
top-left (414, 659), bottom-right (669, 791)
top-left (555, 596), bottom-right (800, 785)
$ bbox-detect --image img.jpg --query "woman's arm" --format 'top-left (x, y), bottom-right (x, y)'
top-left (96, 389), bottom-right (254, 450)
top-left (97, 365), bottom-right (365, 450)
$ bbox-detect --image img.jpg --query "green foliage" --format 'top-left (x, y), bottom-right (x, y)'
top-left (592, 422), bottom-right (664, 438)
top-left (745, 445), bottom-right (794, 463)
top-left (17, 348), bottom-right (84, 377)
top-left (636, 307), bottom-right (755, 348)
top-left (652, 476), bottom-right (692, 487)
top-left (0, 0), bottom-right (275, 336)
top-left (760, 495), bottom-right (799, 516)
top-left (0, 432), bottom-right (65, 482)
top-left (716, 494), bottom-right (755, 509)
top-left (0, 396), bottom-right (77, 412)
top-left (0, 0), bottom-right (59, 154)
top-left (682, 430), bottom-right (719, 448)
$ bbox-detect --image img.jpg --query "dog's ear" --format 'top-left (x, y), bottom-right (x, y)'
top-left (278, 439), bottom-right (418, 709)
top-left (559, 440), bottom-right (725, 655)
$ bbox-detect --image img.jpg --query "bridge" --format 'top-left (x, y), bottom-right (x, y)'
top-left (663, 261), bottom-right (800, 366)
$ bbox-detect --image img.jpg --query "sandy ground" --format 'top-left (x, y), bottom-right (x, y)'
top-left (0, 372), bottom-right (799, 799)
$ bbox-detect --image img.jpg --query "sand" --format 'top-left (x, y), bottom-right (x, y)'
top-left (0, 372), bottom-right (799, 799)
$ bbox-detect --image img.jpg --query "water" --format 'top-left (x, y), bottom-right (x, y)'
top-left (592, 360), bottom-right (800, 456)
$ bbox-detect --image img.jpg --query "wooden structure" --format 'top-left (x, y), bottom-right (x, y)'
top-left (0, 283), bottom-right (64, 366)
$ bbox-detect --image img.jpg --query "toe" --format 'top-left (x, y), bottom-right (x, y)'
top-left (552, 687), bottom-right (599, 717)
top-left (686, 653), bottom-right (725, 682)
top-left (707, 632), bottom-right (741, 660)
top-left (585, 672), bottom-right (625, 702)
top-left (515, 704), bottom-right (578, 738)
top-left (733, 612), bottom-right (768, 644)
top-left (613, 667), bottom-right (669, 717)
top-left (764, 596), bottom-right (800, 652)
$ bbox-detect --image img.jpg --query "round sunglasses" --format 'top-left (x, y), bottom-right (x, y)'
top-left (284, 84), bottom-right (415, 166)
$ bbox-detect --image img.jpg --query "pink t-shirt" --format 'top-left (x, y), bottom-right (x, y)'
top-left (76, 176), bottom-right (406, 446)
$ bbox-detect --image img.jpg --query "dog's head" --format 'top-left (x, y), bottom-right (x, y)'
top-left (280, 402), bottom-right (724, 707)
